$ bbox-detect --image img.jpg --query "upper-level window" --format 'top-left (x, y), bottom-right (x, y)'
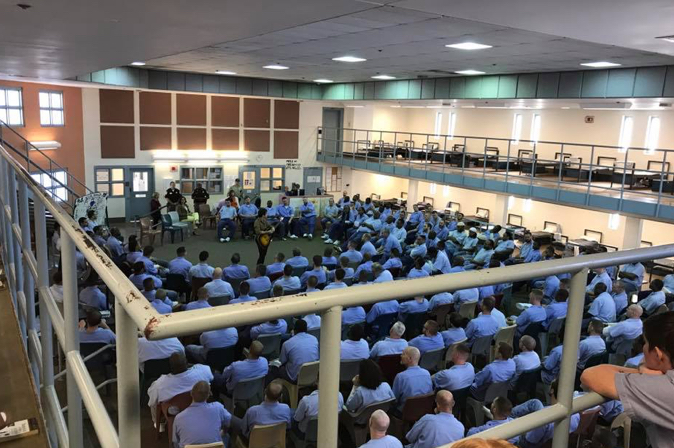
top-left (511, 113), bottom-right (523, 143)
top-left (618, 115), bottom-right (633, 152)
top-left (645, 116), bottom-right (660, 154)
top-left (31, 170), bottom-right (68, 201)
top-left (39, 91), bottom-right (64, 126)
top-left (0, 87), bottom-right (24, 126)
top-left (433, 111), bottom-right (442, 138)
top-left (447, 112), bottom-right (457, 138)
top-left (530, 114), bottom-right (541, 144)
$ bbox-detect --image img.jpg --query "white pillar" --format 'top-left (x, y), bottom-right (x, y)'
top-left (407, 179), bottom-right (419, 212)
top-left (621, 216), bottom-right (643, 249)
top-left (492, 194), bottom-right (510, 227)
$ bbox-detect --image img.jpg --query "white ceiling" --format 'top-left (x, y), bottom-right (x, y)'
top-left (1, 0), bottom-right (674, 82)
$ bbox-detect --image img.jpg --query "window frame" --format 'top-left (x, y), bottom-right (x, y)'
top-left (180, 166), bottom-right (223, 195)
top-left (0, 86), bottom-right (25, 127)
top-left (325, 166), bottom-right (343, 192)
top-left (618, 115), bottom-right (634, 153)
top-left (433, 111), bottom-right (442, 138)
top-left (39, 90), bottom-right (65, 127)
top-left (259, 166), bottom-right (285, 192)
top-left (31, 168), bottom-right (68, 201)
top-left (447, 112), bottom-right (457, 139)
top-left (644, 115), bottom-right (660, 155)
top-left (511, 113), bottom-right (523, 143)
top-left (94, 167), bottom-right (126, 198)
top-left (530, 114), bottom-right (541, 145)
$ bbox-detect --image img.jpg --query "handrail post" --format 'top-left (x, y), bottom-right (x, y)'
top-left (8, 161), bottom-right (26, 343)
top-left (62, 232), bottom-right (84, 448)
top-left (116, 298), bottom-right (141, 448)
top-left (552, 267), bottom-right (588, 448)
top-left (317, 305), bottom-right (343, 448)
top-left (34, 201), bottom-right (54, 389)
top-left (18, 177), bottom-right (39, 385)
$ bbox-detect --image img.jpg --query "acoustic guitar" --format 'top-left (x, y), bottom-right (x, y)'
top-left (256, 225), bottom-right (276, 247)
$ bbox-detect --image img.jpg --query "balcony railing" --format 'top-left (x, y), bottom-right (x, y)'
top-left (1, 137), bottom-right (673, 448)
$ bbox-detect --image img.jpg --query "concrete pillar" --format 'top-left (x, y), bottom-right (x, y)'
top-left (621, 216), bottom-right (643, 249)
top-left (492, 194), bottom-right (511, 227)
top-left (407, 179), bottom-right (419, 212)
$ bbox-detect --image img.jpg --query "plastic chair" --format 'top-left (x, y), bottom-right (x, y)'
top-left (208, 294), bottom-right (232, 307)
top-left (429, 303), bottom-right (454, 330)
top-left (339, 359), bottom-right (362, 384)
top-left (573, 407), bottom-right (601, 448)
top-left (275, 361), bottom-right (320, 409)
top-left (288, 417), bottom-right (318, 448)
top-left (283, 288), bottom-right (302, 296)
top-left (466, 381), bottom-right (511, 427)
top-left (165, 273), bottom-right (191, 297)
top-left (139, 216), bottom-right (162, 246)
top-left (509, 367), bottom-right (542, 404)
top-left (339, 399), bottom-right (395, 447)
top-left (226, 277), bottom-right (247, 297)
top-left (541, 317), bottom-right (565, 356)
top-left (161, 214), bottom-right (184, 244)
top-left (400, 392), bottom-right (436, 433)
top-left (368, 312), bottom-right (397, 341)
top-left (459, 301), bottom-right (478, 320)
top-left (257, 333), bottom-right (282, 360)
top-left (205, 345), bottom-right (237, 373)
top-left (292, 265), bottom-right (308, 277)
top-left (168, 211), bottom-right (190, 235)
top-left (450, 387), bottom-right (470, 424)
top-left (443, 339), bottom-right (468, 370)
top-left (198, 204), bottom-right (217, 229)
top-left (186, 443), bottom-right (224, 448)
top-left (158, 390), bottom-right (192, 443)
top-left (470, 335), bottom-right (493, 366)
top-left (610, 413), bottom-right (632, 448)
top-left (190, 277), bottom-right (211, 301)
top-left (251, 289), bottom-right (270, 300)
top-left (419, 347), bottom-right (445, 373)
top-left (141, 357), bottom-right (171, 404)
top-left (490, 325), bottom-right (517, 362)
top-left (378, 354), bottom-right (404, 385)
top-left (235, 422), bottom-right (286, 448)
top-left (224, 375), bottom-right (266, 418)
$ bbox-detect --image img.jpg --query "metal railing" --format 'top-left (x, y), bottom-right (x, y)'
top-left (1, 138), bottom-right (673, 448)
top-left (317, 126), bottom-right (674, 216)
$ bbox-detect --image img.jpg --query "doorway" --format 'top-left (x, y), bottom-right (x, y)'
top-left (239, 167), bottom-right (259, 198)
top-left (125, 167), bottom-right (154, 221)
top-left (303, 167), bottom-right (323, 195)
top-left (322, 107), bottom-right (344, 156)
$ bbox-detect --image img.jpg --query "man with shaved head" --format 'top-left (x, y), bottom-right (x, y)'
top-left (217, 341), bottom-right (269, 395)
top-left (606, 304), bottom-right (644, 351)
top-left (184, 287), bottom-right (211, 311)
top-left (203, 267), bottom-right (235, 299)
top-left (358, 409), bottom-right (402, 448)
top-left (172, 381), bottom-right (231, 448)
top-left (392, 346), bottom-right (433, 412)
top-left (235, 382), bottom-right (292, 438)
top-left (405, 390), bottom-right (464, 448)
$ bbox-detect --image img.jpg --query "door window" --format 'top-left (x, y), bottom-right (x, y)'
top-left (133, 171), bottom-right (149, 193)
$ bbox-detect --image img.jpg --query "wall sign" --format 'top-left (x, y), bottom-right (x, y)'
top-left (286, 159), bottom-right (302, 170)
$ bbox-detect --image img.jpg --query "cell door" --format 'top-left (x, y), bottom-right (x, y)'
top-left (322, 107), bottom-right (344, 155)
top-left (303, 167), bottom-right (323, 195)
top-left (125, 167), bottom-right (154, 221)
top-left (239, 167), bottom-right (259, 198)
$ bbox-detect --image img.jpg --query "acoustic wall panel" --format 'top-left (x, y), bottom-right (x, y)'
top-left (177, 127), bottom-right (207, 150)
top-left (516, 74), bottom-right (538, 98)
top-left (99, 89), bottom-right (134, 123)
top-left (274, 131), bottom-right (299, 159)
top-left (243, 98), bottom-right (270, 128)
top-left (100, 126), bottom-right (135, 158)
top-left (634, 66), bottom-right (667, 97)
top-left (212, 96), bottom-right (239, 127)
top-left (274, 100), bottom-right (300, 130)
top-left (140, 127), bottom-right (172, 151)
top-left (140, 92), bottom-right (171, 125)
top-left (212, 129), bottom-right (240, 150)
top-left (581, 70), bottom-right (608, 98)
top-left (244, 130), bottom-right (270, 152)
top-left (537, 73), bottom-right (560, 98)
top-left (497, 75), bottom-right (517, 98)
top-left (176, 94), bottom-right (206, 126)
top-left (606, 69), bottom-right (636, 98)
top-left (558, 72), bottom-right (583, 98)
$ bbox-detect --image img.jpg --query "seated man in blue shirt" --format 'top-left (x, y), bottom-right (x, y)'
top-left (512, 335), bottom-right (541, 384)
top-left (300, 255), bottom-right (327, 287)
top-left (79, 280), bottom-right (108, 310)
top-left (239, 196), bottom-right (258, 240)
top-left (578, 320), bottom-right (607, 369)
top-left (231, 382), bottom-right (292, 441)
top-left (273, 319), bottom-right (319, 384)
top-left (409, 320), bottom-right (445, 355)
top-left (168, 246), bottom-right (193, 281)
top-left (585, 282), bottom-right (617, 325)
top-left (467, 396), bottom-right (519, 444)
top-left (79, 310), bottom-right (116, 345)
top-left (203, 268), bottom-right (235, 300)
top-left (185, 325), bottom-right (238, 364)
top-left (223, 253), bottom-right (250, 281)
top-left (398, 296), bottom-right (430, 321)
top-left (188, 251), bottom-right (214, 282)
top-left (618, 261), bottom-right (645, 294)
top-left (172, 381), bottom-right (232, 448)
top-left (470, 342), bottom-right (516, 401)
top-left (370, 321), bottom-right (408, 359)
top-left (184, 287), bottom-right (212, 311)
top-left (250, 318), bottom-right (288, 340)
top-left (265, 252), bottom-right (286, 277)
top-left (407, 257), bottom-right (430, 280)
top-left (515, 289), bottom-right (547, 336)
top-left (247, 264), bottom-right (272, 295)
top-left (296, 198), bottom-right (317, 240)
top-left (286, 248), bottom-right (309, 269)
top-left (465, 296), bottom-right (500, 346)
top-left (605, 304), bottom-right (643, 352)
top-left (273, 264), bottom-right (301, 291)
top-left (544, 289), bottom-right (569, 329)
top-left (433, 343), bottom-right (475, 391)
top-left (341, 324), bottom-right (370, 361)
top-left (213, 341), bottom-right (269, 396)
top-left (405, 390), bottom-right (464, 448)
top-left (217, 199), bottom-right (238, 243)
top-left (320, 198), bottom-right (341, 237)
top-left (611, 280), bottom-right (629, 316)
top-left (275, 196), bottom-right (295, 241)
top-left (638, 279), bottom-right (666, 315)
top-left (392, 346), bottom-right (433, 412)
top-left (586, 267), bottom-right (613, 296)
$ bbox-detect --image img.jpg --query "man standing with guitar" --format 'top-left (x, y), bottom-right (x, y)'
top-left (254, 208), bottom-right (276, 265)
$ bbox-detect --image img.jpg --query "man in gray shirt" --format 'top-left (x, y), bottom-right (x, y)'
top-left (582, 311), bottom-right (674, 448)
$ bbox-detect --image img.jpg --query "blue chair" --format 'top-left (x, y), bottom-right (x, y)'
top-left (161, 214), bottom-right (184, 244)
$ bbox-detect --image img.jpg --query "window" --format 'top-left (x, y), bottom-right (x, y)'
top-left (0, 86), bottom-right (24, 126)
top-left (259, 166), bottom-right (285, 192)
top-left (39, 91), bottom-right (64, 126)
top-left (95, 167), bottom-right (125, 197)
top-left (511, 113), bottom-right (523, 143)
top-left (618, 115), bottom-right (633, 152)
top-left (447, 112), bottom-right (457, 138)
top-left (645, 116), bottom-right (660, 154)
top-left (31, 170), bottom-right (68, 201)
top-left (530, 114), bottom-right (541, 144)
top-left (433, 111), bottom-right (442, 138)
top-left (429, 183), bottom-right (437, 194)
top-left (325, 166), bottom-right (342, 192)
top-left (180, 167), bottom-right (223, 194)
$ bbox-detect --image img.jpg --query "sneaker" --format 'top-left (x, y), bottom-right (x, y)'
top-left (333, 240), bottom-right (341, 246)
top-left (303, 233), bottom-right (308, 238)
top-left (219, 238), bottom-right (226, 243)
top-left (282, 237), bottom-right (287, 241)
top-left (225, 237), bottom-right (231, 242)
top-left (324, 239), bottom-right (333, 244)
top-left (289, 234), bottom-right (298, 240)
top-left (308, 234), bottom-right (313, 240)
top-left (171, 301), bottom-right (179, 308)
top-left (321, 234), bottom-right (329, 240)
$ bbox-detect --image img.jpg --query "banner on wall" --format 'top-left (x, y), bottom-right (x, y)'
top-left (74, 192), bottom-right (108, 226)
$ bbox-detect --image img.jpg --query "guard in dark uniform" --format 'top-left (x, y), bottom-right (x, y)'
top-left (165, 181), bottom-right (182, 211)
top-left (191, 182), bottom-right (210, 211)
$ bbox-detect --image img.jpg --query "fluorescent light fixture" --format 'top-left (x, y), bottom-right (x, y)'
top-left (580, 61), bottom-right (621, 68)
top-left (332, 56), bottom-right (367, 62)
top-left (443, 186), bottom-right (450, 196)
top-left (508, 196), bottom-right (516, 209)
top-left (608, 213), bottom-right (621, 230)
top-left (390, 105), bottom-right (401, 108)
top-left (263, 64), bottom-right (289, 70)
top-left (523, 198), bottom-right (533, 212)
top-left (581, 103), bottom-right (631, 110)
top-left (215, 70), bottom-right (237, 75)
top-left (430, 183), bottom-right (437, 194)
top-left (446, 42), bottom-right (492, 50)
top-left (645, 116), bottom-right (661, 154)
top-left (561, 106), bottom-right (571, 110)
top-left (618, 115), bottom-right (634, 152)
top-left (313, 79), bottom-right (333, 83)
top-left (426, 105), bottom-right (444, 109)
top-left (372, 75), bottom-right (396, 80)
top-left (455, 70), bottom-right (486, 75)
top-left (346, 105), bottom-right (364, 108)
top-left (152, 150), bottom-right (249, 163)
top-left (130, 61), bottom-right (146, 66)
top-left (657, 35), bottom-right (674, 43)
top-left (30, 140), bottom-right (61, 150)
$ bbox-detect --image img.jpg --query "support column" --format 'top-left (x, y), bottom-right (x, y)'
top-left (621, 216), bottom-right (643, 250)
top-left (18, 178), bottom-right (38, 386)
top-left (7, 161), bottom-right (26, 343)
top-left (62, 233), bottom-right (83, 448)
top-left (407, 179), bottom-right (419, 212)
top-left (116, 299), bottom-right (141, 448)
top-left (552, 268), bottom-right (588, 448)
top-left (34, 202), bottom-right (53, 387)
top-left (493, 194), bottom-right (511, 227)
top-left (317, 305), bottom-right (343, 448)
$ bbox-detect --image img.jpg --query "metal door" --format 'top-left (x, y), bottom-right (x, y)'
top-left (322, 107), bottom-right (344, 156)
top-left (238, 167), bottom-right (259, 198)
top-left (125, 167), bottom-right (154, 221)
top-left (303, 167), bottom-right (323, 195)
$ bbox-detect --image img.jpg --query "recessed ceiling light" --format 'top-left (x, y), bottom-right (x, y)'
top-left (264, 64), bottom-right (289, 70)
top-left (313, 79), bottom-right (333, 83)
top-left (561, 106), bottom-right (571, 109)
top-left (130, 61), bottom-right (146, 66)
top-left (656, 35), bottom-right (674, 43)
top-left (332, 56), bottom-right (367, 63)
top-left (215, 70), bottom-right (236, 75)
top-left (455, 70), bottom-right (485, 75)
top-left (445, 42), bottom-right (492, 50)
top-left (580, 61), bottom-right (621, 68)
top-left (372, 75), bottom-right (396, 80)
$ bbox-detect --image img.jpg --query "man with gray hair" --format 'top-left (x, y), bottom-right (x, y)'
top-left (370, 322), bottom-right (408, 359)
top-left (392, 346), bottom-right (433, 412)
top-left (405, 390), bottom-right (464, 448)
top-left (605, 304), bottom-right (644, 351)
top-left (359, 409), bottom-right (402, 448)
top-left (172, 381), bottom-right (231, 448)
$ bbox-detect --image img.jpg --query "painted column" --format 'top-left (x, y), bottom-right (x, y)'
top-left (621, 216), bottom-right (643, 249)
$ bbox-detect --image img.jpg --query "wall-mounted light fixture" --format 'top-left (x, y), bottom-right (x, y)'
top-left (151, 150), bottom-right (249, 164)
top-left (30, 140), bottom-right (61, 150)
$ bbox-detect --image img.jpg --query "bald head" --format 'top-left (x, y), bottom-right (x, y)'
top-left (213, 267), bottom-right (223, 280)
top-left (626, 304), bottom-right (643, 319)
top-left (249, 340), bottom-right (264, 358)
top-left (265, 382), bottom-right (283, 402)
top-left (369, 410), bottom-right (390, 437)
top-left (191, 381), bottom-right (210, 403)
top-left (436, 390), bottom-right (455, 413)
top-left (402, 346), bottom-right (421, 367)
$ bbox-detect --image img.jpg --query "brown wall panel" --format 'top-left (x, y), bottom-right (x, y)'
top-left (274, 131), bottom-right (299, 159)
top-left (177, 94), bottom-right (206, 126)
top-left (177, 127), bottom-right (207, 150)
top-left (274, 100), bottom-right (300, 129)
top-left (212, 96), bottom-right (240, 127)
top-left (140, 91), bottom-right (171, 125)
top-left (99, 89), bottom-right (134, 124)
top-left (140, 127), bottom-right (172, 151)
top-left (243, 98), bottom-right (270, 128)
top-left (212, 129), bottom-right (240, 151)
top-left (100, 126), bottom-right (135, 158)
top-left (244, 130), bottom-right (270, 152)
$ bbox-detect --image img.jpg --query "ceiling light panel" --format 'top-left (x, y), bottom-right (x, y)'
top-left (455, 70), bottom-right (486, 75)
top-left (445, 42), bottom-right (492, 50)
top-left (580, 61), bottom-right (621, 68)
top-left (371, 75), bottom-right (396, 80)
top-left (263, 64), bottom-right (289, 70)
top-left (332, 56), bottom-right (367, 62)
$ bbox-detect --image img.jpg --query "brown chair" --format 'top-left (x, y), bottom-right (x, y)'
top-left (190, 277), bottom-right (211, 301)
top-left (572, 407), bottom-right (601, 448)
top-left (392, 392), bottom-right (436, 438)
top-left (339, 398), bottom-right (395, 447)
top-left (429, 303), bottom-right (454, 330)
top-left (378, 354), bottom-right (404, 385)
top-left (140, 217), bottom-right (162, 246)
top-left (459, 301), bottom-right (478, 320)
top-left (199, 204), bottom-right (217, 229)
top-left (156, 391), bottom-right (193, 444)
